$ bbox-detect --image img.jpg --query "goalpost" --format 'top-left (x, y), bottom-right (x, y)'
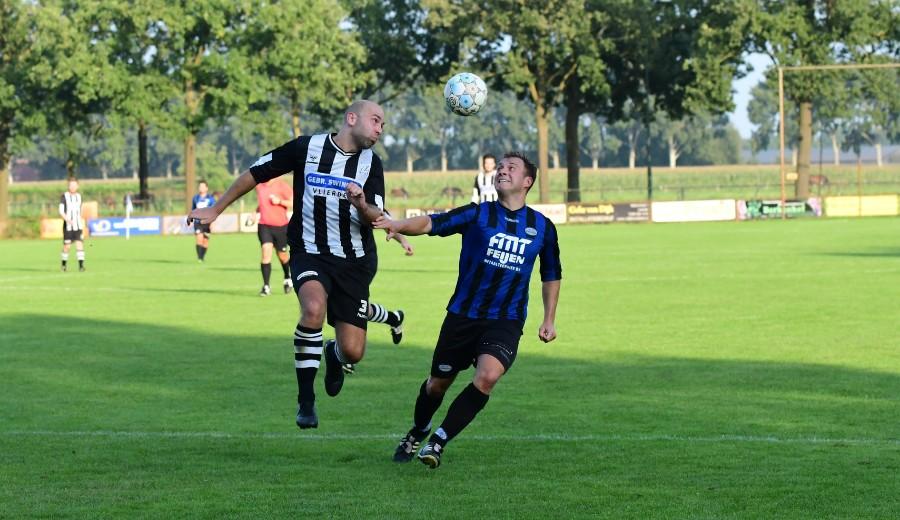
top-left (777, 62), bottom-right (900, 219)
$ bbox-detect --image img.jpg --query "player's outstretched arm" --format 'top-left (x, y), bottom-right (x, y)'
top-left (538, 280), bottom-right (560, 343)
top-left (188, 171), bottom-right (257, 224)
top-left (373, 215), bottom-right (432, 240)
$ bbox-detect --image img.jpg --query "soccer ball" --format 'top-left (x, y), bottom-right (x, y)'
top-left (444, 72), bottom-right (488, 116)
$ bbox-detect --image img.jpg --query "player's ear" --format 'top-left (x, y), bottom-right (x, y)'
top-left (346, 111), bottom-right (358, 126)
top-left (523, 176), bottom-right (534, 189)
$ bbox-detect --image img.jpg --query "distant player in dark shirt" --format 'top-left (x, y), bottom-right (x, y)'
top-left (375, 152), bottom-right (562, 468)
top-left (191, 180), bottom-right (215, 262)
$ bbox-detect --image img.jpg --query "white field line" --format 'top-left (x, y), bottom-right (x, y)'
top-left (2, 430), bottom-right (898, 446)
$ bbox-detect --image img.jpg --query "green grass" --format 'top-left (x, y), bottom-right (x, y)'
top-left (1, 218), bottom-right (899, 518)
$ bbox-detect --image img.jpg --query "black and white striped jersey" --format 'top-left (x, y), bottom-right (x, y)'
top-left (249, 133), bottom-right (385, 260)
top-left (59, 192), bottom-right (83, 231)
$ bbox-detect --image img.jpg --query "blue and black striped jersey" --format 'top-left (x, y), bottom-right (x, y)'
top-left (429, 201), bottom-right (562, 322)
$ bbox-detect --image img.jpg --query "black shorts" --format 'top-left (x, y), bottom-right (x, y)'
top-left (193, 222), bottom-right (211, 235)
top-left (289, 251), bottom-right (376, 329)
top-left (63, 229), bottom-right (83, 242)
top-left (258, 224), bottom-right (288, 252)
top-left (431, 312), bottom-right (524, 377)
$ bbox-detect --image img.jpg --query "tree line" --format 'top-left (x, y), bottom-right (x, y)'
top-left (1, 0), bottom-right (897, 232)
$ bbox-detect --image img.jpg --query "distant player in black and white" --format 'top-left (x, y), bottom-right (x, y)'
top-left (191, 180), bottom-right (215, 262)
top-left (472, 153), bottom-right (497, 203)
top-left (59, 178), bottom-right (86, 272)
top-left (188, 100), bottom-right (388, 430)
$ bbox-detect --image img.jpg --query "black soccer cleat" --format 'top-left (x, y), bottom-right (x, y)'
top-left (296, 401), bottom-right (318, 429)
top-left (323, 340), bottom-right (345, 397)
top-left (390, 310), bottom-right (404, 345)
top-left (282, 278), bottom-right (293, 294)
top-left (259, 284), bottom-right (271, 297)
top-left (61, 264), bottom-right (67, 272)
top-left (78, 266), bottom-right (85, 272)
top-left (393, 427), bottom-right (430, 463)
top-left (417, 441), bottom-right (443, 469)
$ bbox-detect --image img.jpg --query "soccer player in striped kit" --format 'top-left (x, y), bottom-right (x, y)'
top-left (375, 152), bottom-right (562, 468)
top-left (59, 179), bottom-right (86, 272)
top-left (189, 100), bottom-right (388, 429)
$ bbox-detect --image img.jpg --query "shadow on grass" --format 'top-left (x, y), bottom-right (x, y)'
top-left (2, 313), bottom-right (898, 443)
top-left (138, 287), bottom-right (260, 298)
top-left (818, 248), bottom-right (900, 258)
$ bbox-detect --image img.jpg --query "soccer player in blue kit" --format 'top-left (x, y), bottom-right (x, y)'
top-left (191, 180), bottom-right (216, 262)
top-left (374, 152), bottom-right (562, 469)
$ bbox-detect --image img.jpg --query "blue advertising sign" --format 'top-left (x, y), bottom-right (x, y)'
top-left (88, 216), bottom-right (162, 237)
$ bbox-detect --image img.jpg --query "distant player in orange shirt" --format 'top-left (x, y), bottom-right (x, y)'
top-left (255, 178), bottom-right (294, 296)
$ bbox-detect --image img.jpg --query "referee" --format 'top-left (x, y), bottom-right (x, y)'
top-left (189, 100), bottom-right (388, 429)
top-left (254, 177), bottom-right (293, 296)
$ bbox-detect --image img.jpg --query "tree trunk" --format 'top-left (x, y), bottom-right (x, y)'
top-left (138, 120), bottom-right (150, 200)
top-left (668, 135), bottom-right (679, 168)
top-left (875, 142), bottom-right (882, 167)
top-left (291, 100), bottom-right (301, 138)
top-left (591, 155), bottom-right (599, 169)
top-left (184, 133), bottom-right (196, 212)
top-left (551, 150), bottom-right (560, 170)
top-left (564, 101), bottom-right (581, 202)
top-left (628, 137), bottom-right (637, 169)
top-left (0, 144), bottom-right (8, 237)
top-left (440, 141), bottom-right (448, 173)
top-left (831, 134), bottom-right (840, 166)
top-left (66, 155), bottom-right (76, 179)
top-left (405, 147), bottom-right (414, 174)
top-left (230, 143), bottom-right (239, 177)
top-left (532, 87), bottom-right (550, 203)
top-left (101, 164), bottom-right (109, 180)
top-left (184, 84), bottom-right (199, 212)
top-left (795, 101), bottom-right (812, 198)
top-left (166, 159), bottom-right (173, 179)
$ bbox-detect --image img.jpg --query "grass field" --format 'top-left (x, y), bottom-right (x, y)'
top-left (1, 218), bottom-right (899, 518)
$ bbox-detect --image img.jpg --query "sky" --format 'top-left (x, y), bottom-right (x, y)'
top-left (727, 53), bottom-right (773, 139)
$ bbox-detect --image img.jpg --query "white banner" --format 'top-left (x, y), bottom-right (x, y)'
top-left (651, 200), bottom-right (737, 223)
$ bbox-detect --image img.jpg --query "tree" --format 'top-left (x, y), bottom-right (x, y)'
top-left (102, 0), bottom-right (179, 200)
top-left (425, 0), bottom-right (602, 203)
top-left (346, 0), bottom-right (457, 101)
top-left (751, 0), bottom-right (899, 197)
top-left (246, 0), bottom-right (370, 138)
top-left (595, 0), bottom-right (754, 190)
top-left (163, 2), bottom-right (256, 211)
top-left (580, 114), bottom-right (619, 169)
top-left (35, 1), bottom-right (121, 180)
top-left (0, 1), bottom-right (46, 234)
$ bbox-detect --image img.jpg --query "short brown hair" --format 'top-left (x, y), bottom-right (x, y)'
top-left (503, 152), bottom-right (537, 187)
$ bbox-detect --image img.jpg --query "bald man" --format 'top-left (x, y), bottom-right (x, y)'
top-left (189, 100), bottom-right (387, 430)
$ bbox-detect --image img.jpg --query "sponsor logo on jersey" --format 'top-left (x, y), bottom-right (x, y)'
top-left (484, 232), bottom-right (532, 271)
top-left (438, 364), bottom-right (453, 372)
top-left (306, 173), bottom-right (362, 199)
top-left (525, 226), bottom-right (537, 236)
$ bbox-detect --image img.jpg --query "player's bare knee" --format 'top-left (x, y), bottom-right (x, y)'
top-left (473, 372), bottom-right (502, 394)
top-left (426, 376), bottom-right (453, 397)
